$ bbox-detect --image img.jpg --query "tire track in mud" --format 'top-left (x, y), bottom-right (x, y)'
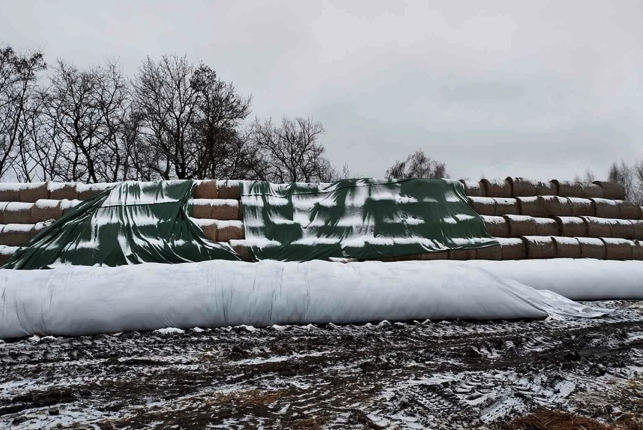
top-left (1, 301), bottom-right (642, 429)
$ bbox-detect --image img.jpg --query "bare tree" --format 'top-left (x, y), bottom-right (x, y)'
top-left (0, 44), bottom-right (46, 179)
top-left (385, 149), bottom-right (448, 179)
top-left (249, 117), bottom-right (334, 183)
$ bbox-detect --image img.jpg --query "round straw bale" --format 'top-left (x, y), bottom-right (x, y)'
top-left (539, 196), bottom-right (572, 217)
top-left (76, 183), bottom-right (115, 200)
top-left (517, 196), bottom-right (548, 218)
top-left (230, 240), bottom-right (252, 261)
top-left (632, 220), bottom-right (643, 240)
top-left (522, 236), bottom-right (557, 259)
top-left (421, 251), bottom-right (449, 260)
top-left (0, 223), bottom-right (33, 246)
top-left (506, 177), bottom-right (536, 197)
top-left (582, 216), bottom-right (613, 238)
top-left (194, 180), bottom-right (218, 199)
top-left (480, 179), bottom-right (512, 198)
top-left (481, 215), bottom-right (508, 237)
top-left (48, 182), bottom-right (79, 200)
top-left (601, 238), bottom-right (634, 260)
top-left (633, 240), bottom-right (643, 260)
top-left (554, 216), bottom-right (588, 237)
top-left (59, 199), bottom-right (82, 216)
top-left (504, 215), bottom-right (537, 237)
top-left (581, 183), bottom-right (604, 199)
top-left (552, 236), bottom-right (581, 259)
top-left (191, 218), bottom-right (218, 241)
top-left (0, 183), bottom-right (22, 202)
top-left (3, 202), bottom-right (34, 224)
top-left (460, 180), bottom-right (485, 197)
top-left (610, 219), bottom-right (635, 239)
top-left (31, 199), bottom-right (63, 222)
top-left (578, 237), bottom-right (606, 259)
top-left (534, 181), bottom-right (557, 196)
top-left (493, 198), bottom-right (520, 216)
top-left (468, 197), bottom-right (495, 216)
top-left (216, 220), bottom-right (245, 242)
top-left (591, 198), bottom-right (620, 219)
top-left (30, 221), bottom-right (53, 240)
top-left (534, 217), bottom-right (560, 236)
top-left (593, 181), bottom-right (625, 200)
top-left (19, 182), bottom-right (49, 202)
top-left (216, 180), bottom-right (242, 200)
top-left (448, 249), bottom-right (477, 260)
top-left (618, 201), bottom-right (642, 220)
top-left (476, 244), bottom-right (502, 260)
top-left (0, 245), bottom-right (17, 265)
top-left (498, 238), bottom-right (527, 260)
top-left (568, 198), bottom-right (595, 217)
top-left (551, 180), bottom-right (584, 198)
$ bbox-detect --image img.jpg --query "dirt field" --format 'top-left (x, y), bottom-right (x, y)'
top-left (1, 301), bottom-right (643, 429)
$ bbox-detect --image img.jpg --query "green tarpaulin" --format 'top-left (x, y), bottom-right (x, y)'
top-left (241, 178), bottom-right (498, 261)
top-left (4, 180), bottom-right (240, 269)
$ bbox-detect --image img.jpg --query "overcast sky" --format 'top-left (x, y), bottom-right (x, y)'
top-left (1, 0), bottom-right (642, 181)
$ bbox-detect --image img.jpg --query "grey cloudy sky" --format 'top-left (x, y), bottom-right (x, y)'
top-left (1, 0), bottom-right (642, 181)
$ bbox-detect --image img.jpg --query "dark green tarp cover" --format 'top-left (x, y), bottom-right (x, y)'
top-left (241, 178), bottom-right (498, 261)
top-left (4, 180), bottom-right (240, 269)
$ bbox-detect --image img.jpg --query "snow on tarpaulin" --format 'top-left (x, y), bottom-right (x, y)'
top-left (0, 260), bottom-right (607, 339)
top-left (241, 178), bottom-right (498, 261)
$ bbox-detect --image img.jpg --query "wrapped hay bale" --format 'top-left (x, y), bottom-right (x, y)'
top-left (3, 202), bottom-right (34, 224)
top-left (0, 245), bottom-right (17, 265)
top-left (194, 180), bottom-right (218, 199)
top-left (476, 244), bottom-right (502, 260)
top-left (578, 237), bottom-right (606, 259)
top-left (581, 183), bottom-right (604, 199)
top-left (591, 198), bottom-right (620, 219)
top-left (481, 215), bottom-right (508, 237)
top-left (468, 197), bottom-right (495, 216)
top-left (19, 182), bottom-right (49, 202)
top-left (593, 181), bottom-right (626, 200)
top-left (582, 216), bottom-right (613, 238)
top-left (480, 179), bottom-right (512, 198)
top-left (568, 198), bottom-right (595, 217)
top-left (535, 217), bottom-right (559, 236)
top-left (632, 220), bottom-right (643, 240)
top-left (31, 199), bottom-right (63, 223)
top-left (216, 180), bottom-right (242, 200)
top-left (618, 201), bottom-right (642, 220)
top-left (601, 238), bottom-right (634, 260)
top-left (0, 223), bottom-right (33, 246)
top-left (534, 180), bottom-right (557, 196)
top-left (498, 238), bottom-right (527, 260)
top-left (506, 177), bottom-right (536, 197)
top-left (610, 219), bottom-right (635, 239)
top-left (448, 249), bottom-right (477, 260)
top-left (0, 183), bottom-right (22, 202)
top-left (633, 240), bottom-right (643, 260)
top-left (504, 215), bottom-right (537, 237)
top-left (517, 196), bottom-right (548, 218)
top-left (76, 183), bottom-right (115, 200)
top-left (190, 218), bottom-right (218, 241)
top-left (460, 180), bottom-right (485, 197)
top-left (551, 180), bottom-right (584, 198)
top-left (420, 251), bottom-right (449, 260)
top-left (522, 236), bottom-right (557, 259)
top-left (59, 199), bottom-right (82, 215)
top-left (216, 220), bottom-right (245, 242)
top-left (230, 240), bottom-right (252, 261)
top-left (48, 182), bottom-right (79, 200)
top-left (539, 196), bottom-right (573, 217)
top-left (552, 236), bottom-right (581, 259)
top-left (555, 216), bottom-right (588, 237)
top-left (493, 198), bottom-right (520, 216)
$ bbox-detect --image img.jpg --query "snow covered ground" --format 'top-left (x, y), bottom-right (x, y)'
top-left (1, 300), bottom-right (643, 429)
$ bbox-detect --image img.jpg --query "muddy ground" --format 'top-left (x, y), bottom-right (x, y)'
top-left (1, 301), bottom-right (643, 429)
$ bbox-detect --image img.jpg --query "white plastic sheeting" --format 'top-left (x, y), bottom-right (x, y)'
top-left (0, 260), bottom-right (607, 339)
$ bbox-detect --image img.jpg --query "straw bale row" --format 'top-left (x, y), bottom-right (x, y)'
top-left (464, 178), bottom-right (626, 201)
top-left (191, 199), bottom-right (242, 220)
top-left (0, 199), bottom-right (82, 225)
